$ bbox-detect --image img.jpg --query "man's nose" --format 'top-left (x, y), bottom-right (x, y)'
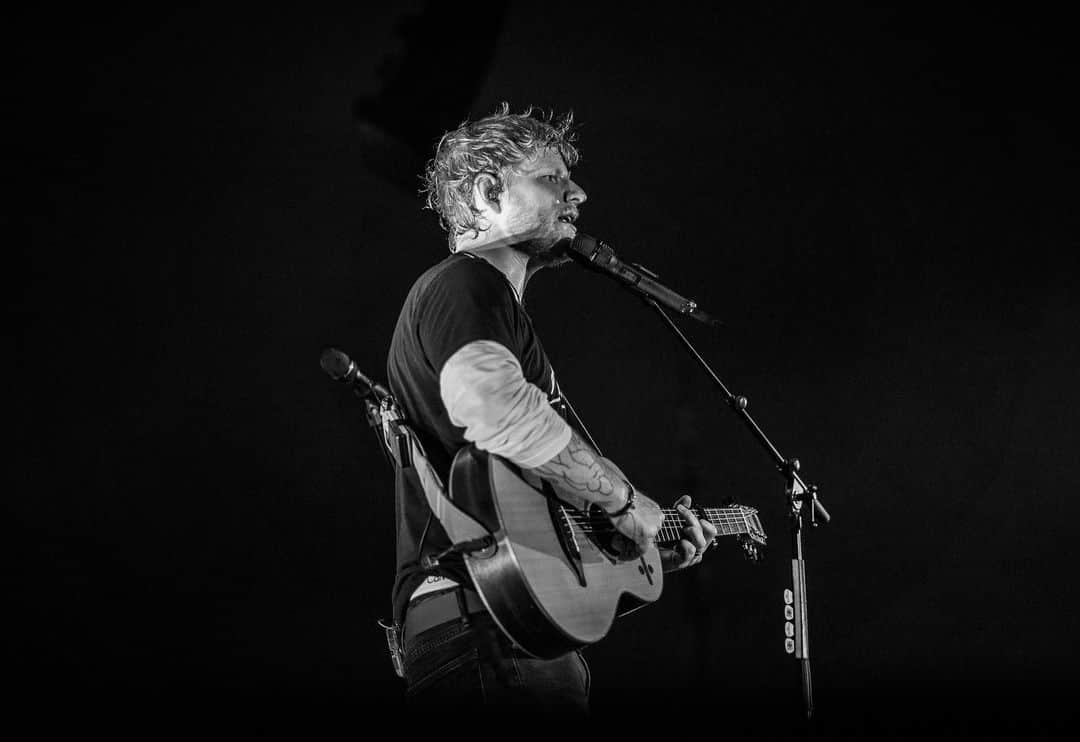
top-left (566, 179), bottom-right (587, 206)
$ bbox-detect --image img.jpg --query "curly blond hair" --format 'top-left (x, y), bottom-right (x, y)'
top-left (421, 102), bottom-right (580, 249)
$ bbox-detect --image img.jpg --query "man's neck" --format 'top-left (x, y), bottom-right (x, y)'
top-left (455, 236), bottom-right (545, 301)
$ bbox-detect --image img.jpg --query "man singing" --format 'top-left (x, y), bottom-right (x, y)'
top-left (384, 103), bottom-right (717, 712)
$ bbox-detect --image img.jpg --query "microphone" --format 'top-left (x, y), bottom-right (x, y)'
top-left (559, 233), bottom-right (719, 327)
top-left (320, 347), bottom-right (391, 400)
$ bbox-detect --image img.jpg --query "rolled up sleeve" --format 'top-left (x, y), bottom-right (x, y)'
top-left (440, 340), bottom-right (572, 468)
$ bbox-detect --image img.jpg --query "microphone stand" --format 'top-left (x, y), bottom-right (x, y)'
top-left (637, 294), bottom-right (831, 721)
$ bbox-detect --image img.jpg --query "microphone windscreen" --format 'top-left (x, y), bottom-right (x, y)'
top-left (570, 233), bottom-right (599, 254)
top-left (554, 234), bottom-right (601, 264)
top-left (319, 347), bottom-right (352, 380)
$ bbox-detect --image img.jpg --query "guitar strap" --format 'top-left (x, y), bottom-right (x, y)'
top-left (378, 396), bottom-right (491, 547)
top-left (377, 395), bottom-right (493, 679)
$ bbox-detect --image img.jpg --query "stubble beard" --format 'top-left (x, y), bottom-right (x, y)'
top-left (524, 246), bottom-right (573, 269)
top-left (515, 232), bottom-right (574, 268)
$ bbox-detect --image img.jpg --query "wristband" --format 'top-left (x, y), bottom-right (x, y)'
top-left (606, 480), bottom-right (636, 518)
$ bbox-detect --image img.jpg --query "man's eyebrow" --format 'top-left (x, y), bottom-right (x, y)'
top-left (514, 160), bottom-right (569, 177)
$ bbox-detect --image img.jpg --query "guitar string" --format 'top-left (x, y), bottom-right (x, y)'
top-left (563, 512), bottom-right (752, 526)
top-left (560, 507), bottom-right (763, 538)
top-left (552, 503), bottom-right (758, 520)
top-left (567, 527), bottom-right (754, 538)
top-left (564, 509), bottom-right (751, 522)
top-left (565, 509), bottom-right (751, 529)
top-left (564, 519), bottom-right (750, 530)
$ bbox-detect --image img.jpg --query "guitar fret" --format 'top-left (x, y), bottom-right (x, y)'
top-left (565, 506), bottom-right (762, 549)
top-left (656, 507), bottom-right (758, 545)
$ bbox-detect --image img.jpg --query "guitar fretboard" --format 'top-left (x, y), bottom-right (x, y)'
top-left (656, 508), bottom-right (755, 546)
top-left (560, 506), bottom-right (762, 546)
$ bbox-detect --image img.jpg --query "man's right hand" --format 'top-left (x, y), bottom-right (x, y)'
top-left (530, 429), bottom-right (665, 558)
top-left (597, 456), bottom-right (663, 558)
top-left (607, 486), bottom-right (664, 559)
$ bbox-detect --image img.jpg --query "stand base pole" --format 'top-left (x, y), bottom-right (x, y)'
top-left (801, 658), bottom-right (814, 719)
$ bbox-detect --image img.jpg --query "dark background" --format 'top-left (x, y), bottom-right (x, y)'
top-left (13, 4), bottom-right (1078, 736)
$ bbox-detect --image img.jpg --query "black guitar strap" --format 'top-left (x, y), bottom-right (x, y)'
top-left (377, 396), bottom-right (491, 547)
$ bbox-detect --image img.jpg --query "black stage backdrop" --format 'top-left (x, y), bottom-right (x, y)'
top-left (12, 5), bottom-right (1078, 737)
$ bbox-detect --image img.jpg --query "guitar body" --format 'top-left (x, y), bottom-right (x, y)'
top-left (449, 445), bottom-right (663, 659)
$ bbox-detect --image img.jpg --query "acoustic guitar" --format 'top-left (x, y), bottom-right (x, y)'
top-left (448, 444), bottom-right (767, 659)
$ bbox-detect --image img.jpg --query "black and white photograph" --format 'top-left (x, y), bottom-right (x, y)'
top-left (13, 5), bottom-right (1077, 738)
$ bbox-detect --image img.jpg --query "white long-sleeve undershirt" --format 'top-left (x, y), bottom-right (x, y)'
top-left (439, 340), bottom-right (572, 468)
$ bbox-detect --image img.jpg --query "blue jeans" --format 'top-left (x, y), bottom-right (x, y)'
top-left (402, 611), bottom-right (590, 714)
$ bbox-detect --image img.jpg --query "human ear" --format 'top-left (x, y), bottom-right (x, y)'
top-left (473, 173), bottom-right (502, 214)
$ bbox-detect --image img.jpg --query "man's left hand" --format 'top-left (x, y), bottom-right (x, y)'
top-left (660, 495), bottom-right (718, 572)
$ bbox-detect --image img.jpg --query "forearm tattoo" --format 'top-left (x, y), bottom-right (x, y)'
top-left (530, 430), bottom-right (625, 510)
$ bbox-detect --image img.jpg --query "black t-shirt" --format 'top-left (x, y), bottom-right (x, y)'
top-left (385, 252), bottom-right (565, 623)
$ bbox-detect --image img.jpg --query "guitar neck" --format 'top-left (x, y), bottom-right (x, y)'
top-left (656, 507), bottom-right (754, 546)
top-left (557, 503), bottom-right (763, 549)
